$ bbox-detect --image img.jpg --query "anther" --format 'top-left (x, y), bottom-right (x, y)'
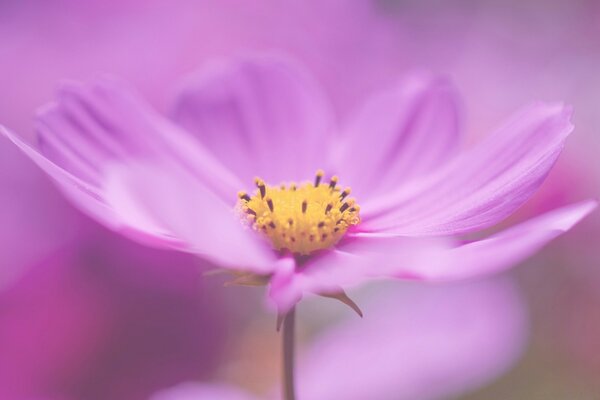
top-left (269, 221), bottom-right (276, 229)
top-left (340, 187), bottom-right (351, 201)
top-left (325, 203), bottom-right (333, 214)
top-left (246, 208), bottom-right (257, 216)
top-left (314, 170), bottom-right (324, 187)
top-left (340, 203), bottom-right (350, 213)
top-left (288, 218), bottom-right (294, 226)
top-left (329, 176), bottom-right (338, 190)
top-left (254, 178), bottom-right (266, 198)
top-left (238, 191), bottom-right (251, 202)
top-left (266, 197), bottom-right (274, 212)
top-left (318, 221), bottom-right (326, 228)
top-left (302, 200), bottom-right (308, 213)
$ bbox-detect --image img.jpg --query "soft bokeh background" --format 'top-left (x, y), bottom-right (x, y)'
top-left (0, 1), bottom-right (599, 399)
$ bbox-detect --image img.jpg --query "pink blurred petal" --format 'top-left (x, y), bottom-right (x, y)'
top-left (104, 162), bottom-right (277, 273)
top-left (150, 382), bottom-right (258, 400)
top-left (362, 103), bottom-right (574, 235)
top-left (297, 279), bottom-right (528, 400)
top-left (170, 56), bottom-right (335, 185)
top-left (396, 200), bottom-right (597, 281)
top-left (334, 74), bottom-right (462, 199)
top-left (0, 237), bottom-right (229, 400)
top-left (0, 142), bottom-right (80, 290)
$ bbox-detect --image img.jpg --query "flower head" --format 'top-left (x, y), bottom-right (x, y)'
top-left (1, 55), bottom-right (596, 312)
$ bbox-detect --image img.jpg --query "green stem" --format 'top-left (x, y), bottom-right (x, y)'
top-left (282, 306), bottom-right (297, 400)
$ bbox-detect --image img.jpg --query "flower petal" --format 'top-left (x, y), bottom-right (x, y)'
top-left (2, 77), bottom-right (244, 252)
top-left (298, 279), bottom-right (527, 400)
top-left (150, 382), bottom-right (257, 400)
top-left (333, 74), bottom-right (461, 199)
top-left (362, 103), bottom-right (574, 235)
top-left (270, 200), bottom-right (595, 308)
top-left (1, 125), bottom-right (122, 230)
top-left (397, 199), bottom-right (597, 281)
top-left (170, 56), bottom-right (335, 186)
top-left (268, 236), bottom-right (452, 312)
top-left (42, 78), bottom-right (241, 199)
top-left (104, 162), bottom-right (277, 273)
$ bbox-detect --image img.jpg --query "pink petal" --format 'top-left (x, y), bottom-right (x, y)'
top-left (104, 162), bottom-right (277, 274)
top-left (2, 78), bottom-right (244, 252)
top-left (150, 382), bottom-right (257, 400)
top-left (44, 78), bottom-right (241, 200)
top-left (396, 200), bottom-right (597, 281)
top-left (333, 74), bottom-right (462, 199)
top-left (362, 103), bottom-right (574, 235)
top-left (170, 56), bottom-right (335, 186)
top-left (1, 125), bottom-right (123, 231)
top-left (298, 279), bottom-right (528, 400)
top-left (270, 200), bottom-right (595, 310)
top-left (268, 237), bottom-right (452, 312)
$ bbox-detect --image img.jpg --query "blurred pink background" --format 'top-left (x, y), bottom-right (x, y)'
top-left (1, 1), bottom-right (599, 399)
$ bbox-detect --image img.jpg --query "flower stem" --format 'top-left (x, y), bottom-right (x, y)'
top-left (282, 306), bottom-right (297, 400)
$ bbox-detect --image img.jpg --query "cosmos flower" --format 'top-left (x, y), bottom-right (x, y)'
top-left (1, 56), bottom-right (595, 312)
top-left (150, 278), bottom-right (527, 400)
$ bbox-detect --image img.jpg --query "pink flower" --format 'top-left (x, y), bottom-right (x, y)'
top-left (150, 278), bottom-right (528, 400)
top-left (1, 56), bottom-right (595, 312)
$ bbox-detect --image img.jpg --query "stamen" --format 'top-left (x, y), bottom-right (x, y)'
top-left (314, 169), bottom-right (324, 187)
top-left (238, 191), bottom-right (251, 202)
top-left (340, 187), bottom-right (351, 201)
top-left (255, 178), bottom-right (266, 198)
top-left (329, 176), bottom-right (338, 190)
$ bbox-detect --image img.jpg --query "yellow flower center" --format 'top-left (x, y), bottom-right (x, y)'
top-left (237, 170), bottom-right (360, 255)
